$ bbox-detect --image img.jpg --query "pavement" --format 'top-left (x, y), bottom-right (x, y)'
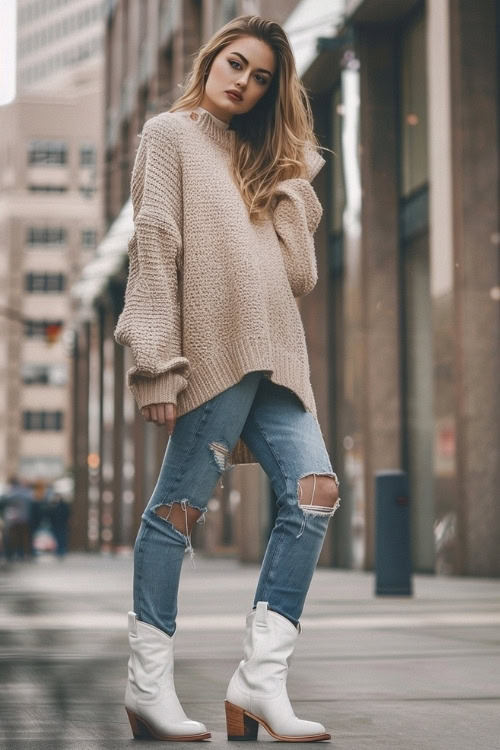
top-left (0, 551), bottom-right (499, 749)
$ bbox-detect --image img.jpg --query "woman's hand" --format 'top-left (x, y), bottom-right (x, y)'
top-left (141, 403), bottom-right (177, 435)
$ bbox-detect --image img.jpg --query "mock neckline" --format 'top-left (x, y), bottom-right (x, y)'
top-left (183, 108), bottom-right (236, 150)
top-left (193, 105), bottom-right (230, 130)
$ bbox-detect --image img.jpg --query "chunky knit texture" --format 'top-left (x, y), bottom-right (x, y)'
top-left (114, 106), bottom-right (326, 466)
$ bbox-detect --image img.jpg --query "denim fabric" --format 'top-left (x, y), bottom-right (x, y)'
top-left (133, 370), bottom-right (340, 636)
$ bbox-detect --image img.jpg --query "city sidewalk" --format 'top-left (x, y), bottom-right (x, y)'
top-left (0, 551), bottom-right (499, 749)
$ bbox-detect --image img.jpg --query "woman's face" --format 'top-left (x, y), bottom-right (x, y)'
top-left (202, 35), bottom-right (276, 123)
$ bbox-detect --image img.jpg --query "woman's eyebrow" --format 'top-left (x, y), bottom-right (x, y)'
top-left (230, 51), bottom-right (273, 77)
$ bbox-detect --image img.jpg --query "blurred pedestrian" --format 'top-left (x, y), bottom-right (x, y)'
top-left (0, 483), bottom-right (8, 561)
top-left (1, 476), bottom-right (33, 561)
top-left (46, 491), bottom-right (71, 558)
top-left (29, 480), bottom-right (49, 556)
top-left (114, 16), bottom-right (340, 744)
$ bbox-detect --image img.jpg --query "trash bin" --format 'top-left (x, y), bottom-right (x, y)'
top-left (375, 470), bottom-right (412, 596)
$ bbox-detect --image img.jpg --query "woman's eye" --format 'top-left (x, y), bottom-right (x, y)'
top-left (229, 60), bottom-right (268, 85)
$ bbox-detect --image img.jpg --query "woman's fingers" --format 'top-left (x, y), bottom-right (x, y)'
top-left (141, 403), bottom-right (176, 434)
top-left (165, 403), bottom-right (176, 435)
top-left (155, 403), bottom-right (166, 426)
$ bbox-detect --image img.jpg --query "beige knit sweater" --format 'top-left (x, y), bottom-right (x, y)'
top-left (114, 105), bottom-right (326, 466)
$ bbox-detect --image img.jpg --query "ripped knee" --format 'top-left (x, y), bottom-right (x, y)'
top-left (295, 472), bottom-right (341, 539)
top-left (297, 472), bottom-right (341, 516)
top-left (153, 500), bottom-right (207, 567)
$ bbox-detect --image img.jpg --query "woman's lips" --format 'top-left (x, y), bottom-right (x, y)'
top-left (225, 91), bottom-right (242, 102)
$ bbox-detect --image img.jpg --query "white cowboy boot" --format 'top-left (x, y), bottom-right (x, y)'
top-left (124, 611), bottom-right (210, 741)
top-left (225, 601), bottom-right (330, 741)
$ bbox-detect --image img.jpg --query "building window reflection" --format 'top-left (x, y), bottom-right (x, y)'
top-left (28, 139), bottom-right (68, 165)
top-left (22, 411), bottom-right (65, 431)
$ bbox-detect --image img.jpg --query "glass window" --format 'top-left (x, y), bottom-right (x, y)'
top-left (25, 273), bottom-right (66, 292)
top-left (28, 185), bottom-right (68, 192)
top-left (22, 411), bottom-right (64, 431)
top-left (82, 228), bottom-right (97, 247)
top-left (80, 143), bottom-right (96, 167)
top-left (46, 274), bottom-right (65, 291)
top-left (22, 362), bottom-right (68, 385)
top-left (27, 227), bottom-right (66, 245)
top-left (23, 319), bottom-right (64, 339)
top-left (28, 139), bottom-right (68, 165)
top-left (23, 412), bottom-right (43, 430)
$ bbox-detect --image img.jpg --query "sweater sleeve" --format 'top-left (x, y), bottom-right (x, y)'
top-left (113, 118), bottom-right (190, 409)
top-left (272, 147), bottom-right (326, 298)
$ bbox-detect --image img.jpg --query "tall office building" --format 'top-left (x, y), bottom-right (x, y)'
top-left (16, 0), bottom-right (106, 94)
top-left (0, 84), bottom-right (104, 483)
top-left (0, 1), bottom-right (106, 485)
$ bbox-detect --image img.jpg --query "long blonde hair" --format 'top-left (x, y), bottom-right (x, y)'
top-left (169, 15), bottom-right (328, 224)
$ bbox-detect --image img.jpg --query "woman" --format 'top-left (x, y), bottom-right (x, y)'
top-left (115, 14), bottom-right (340, 743)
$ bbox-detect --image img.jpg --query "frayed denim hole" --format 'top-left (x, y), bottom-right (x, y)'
top-left (295, 472), bottom-right (341, 538)
top-left (153, 499), bottom-right (207, 568)
top-left (208, 441), bottom-right (234, 489)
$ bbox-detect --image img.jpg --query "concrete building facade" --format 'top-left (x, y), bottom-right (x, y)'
top-left (0, 79), bottom-right (104, 484)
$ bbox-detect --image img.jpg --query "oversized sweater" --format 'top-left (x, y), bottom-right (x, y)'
top-left (113, 105), bottom-right (326, 467)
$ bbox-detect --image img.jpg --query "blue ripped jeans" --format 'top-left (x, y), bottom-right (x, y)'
top-left (133, 370), bottom-right (340, 637)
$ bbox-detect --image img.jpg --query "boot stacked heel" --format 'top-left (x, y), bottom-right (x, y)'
top-left (225, 700), bottom-right (259, 741)
top-left (126, 707), bottom-right (151, 739)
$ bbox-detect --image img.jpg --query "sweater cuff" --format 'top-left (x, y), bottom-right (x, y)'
top-left (128, 371), bottom-right (189, 410)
